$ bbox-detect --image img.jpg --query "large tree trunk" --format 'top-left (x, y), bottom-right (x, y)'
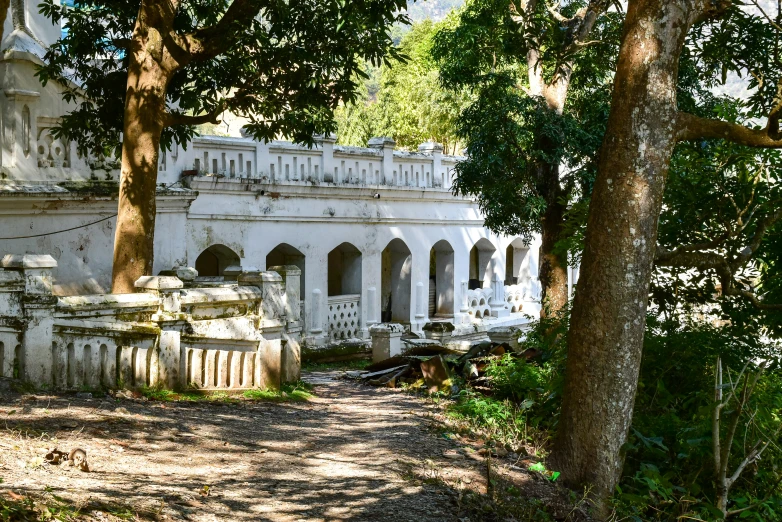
top-left (1, 0), bottom-right (10, 42)
top-left (538, 161), bottom-right (569, 317)
top-left (111, 20), bottom-right (172, 293)
top-left (550, 0), bottom-right (698, 510)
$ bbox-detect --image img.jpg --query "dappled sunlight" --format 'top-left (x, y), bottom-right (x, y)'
top-left (0, 372), bottom-right (474, 520)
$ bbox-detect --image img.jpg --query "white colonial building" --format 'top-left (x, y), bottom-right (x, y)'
top-left (0, 0), bottom-right (553, 389)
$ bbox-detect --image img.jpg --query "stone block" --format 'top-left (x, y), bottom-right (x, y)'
top-left (281, 334), bottom-right (301, 383)
top-left (487, 326), bottom-right (524, 352)
top-left (158, 266), bottom-right (198, 281)
top-left (368, 136), bottom-right (396, 148)
top-left (157, 329), bottom-right (181, 389)
top-left (259, 339), bottom-right (282, 390)
top-left (1, 254), bottom-right (57, 269)
top-left (369, 323), bottom-right (405, 363)
top-left (423, 321), bottom-right (455, 345)
top-left (134, 276), bottom-right (183, 291)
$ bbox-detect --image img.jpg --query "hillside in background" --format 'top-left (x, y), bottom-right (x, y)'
top-left (404, 0), bottom-right (464, 22)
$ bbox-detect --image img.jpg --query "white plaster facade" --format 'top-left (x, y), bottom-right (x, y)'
top-left (0, 2), bottom-right (548, 349)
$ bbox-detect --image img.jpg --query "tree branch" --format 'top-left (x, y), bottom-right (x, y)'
top-left (677, 112), bottom-right (782, 147)
top-left (163, 104), bottom-right (225, 127)
top-left (179, 0), bottom-right (266, 63)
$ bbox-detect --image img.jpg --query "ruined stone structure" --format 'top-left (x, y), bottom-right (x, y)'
top-left (0, 3), bottom-right (576, 388)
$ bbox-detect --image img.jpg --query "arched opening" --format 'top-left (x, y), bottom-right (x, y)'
top-left (430, 240), bottom-right (455, 317)
top-left (469, 238), bottom-right (496, 290)
top-left (327, 243), bottom-right (363, 341)
top-left (505, 238), bottom-right (530, 313)
top-left (195, 244), bottom-right (240, 277)
top-left (381, 238), bottom-right (412, 323)
top-left (327, 243), bottom-right (362, 296)
top-left (266, 243), bottom-right (306, 295)
top-left (505, 238), bottom-right (530, 285)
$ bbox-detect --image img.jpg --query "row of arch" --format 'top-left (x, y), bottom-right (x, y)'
top-left (194, 236), bottom-right (531, 323)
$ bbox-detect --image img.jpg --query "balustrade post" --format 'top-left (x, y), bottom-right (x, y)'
top-left (366, 286), bottom-right (378, 326)
top-left (460, 280), bottom-right (470, 313)
top-left (310, 288), bottom-right (323, 334)
top-left (368, 137), bottom-right (395, 185)
top-left (135, 275), bottom-right (184, 389)
top-left (490, 273), bottom-right (509, 318)
top-left (418, 142), bottom-right (443, 188)
top-left (318, 133), bottom-right (336, 183)
top-left (1, 255), bottom-right (57, 386)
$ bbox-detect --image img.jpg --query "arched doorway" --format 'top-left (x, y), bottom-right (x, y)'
top-left (327, 243), bottom-right (363, 341)
top-left (469, 238), bottom-right (496, 290)
top-left (505, 238), bottom-right (530, 286)
top-left (430, 240), bottom-right (455, 317)
top-left (266, 243), bottom-right (306, 295)
top-left (195, 244), bottom-right (240, 277)
top-left (381, 238), bottom-right (412, 323)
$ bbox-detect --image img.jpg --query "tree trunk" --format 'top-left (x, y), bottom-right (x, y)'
top-left (550, 0), bottom-right (697, 510)
top-left (111, 20), bottom-right (172, 293)
top-left (538, 162), bottom-right (569, 318)
top-left (1, 0), bottom-right (10, 42)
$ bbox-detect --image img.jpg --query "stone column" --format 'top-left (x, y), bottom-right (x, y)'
top-left (369, 323), bottom-right (405, 363)
top-left (490, 273), bottom-right (509, 318)
top-left (368, 137), bottom-right (396, 185)
top-left (1, 255), bottom-right (57, 386)
top-left (418, 142), bottom-right (443, 188)
top-left (267, 265), bottom-right (301, 327)
top-left (136, 275), bottom-right (184, 389)
top-left (318, 133), bottom-right (337, 183)
top-left (310, 288), bottom-right (323, 335)
top-left (255, 137), bottom-right (270, 179)
top-left (267, 265), bottom-right (302, 384)
top-left (366, 286), bottom-right (378, 326)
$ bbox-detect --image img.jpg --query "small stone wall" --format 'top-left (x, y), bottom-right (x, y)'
top-left (0, 254), bottom-right (301, 391)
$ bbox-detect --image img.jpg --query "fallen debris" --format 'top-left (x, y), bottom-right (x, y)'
top-left (353, 337), bottom-right (539, 393)
top-left (420, 355), bottom-right (451, 393)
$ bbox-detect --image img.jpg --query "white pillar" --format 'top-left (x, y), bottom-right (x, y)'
top-left (460, 280), bottom-right (469, 313)
top-left (368, 137), bottom-right (396, 185)
top-left (415, 281), bottom-right (426, 320)
top-left (366, 286), bottom-right (378, 325)
top-left (310, 288), bottom-right (323, 334)
top-left (490, 273), bottom-right (509, 318)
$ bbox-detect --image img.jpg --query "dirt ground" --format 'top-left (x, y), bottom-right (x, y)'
top-left (0, 371), bottom-right (585, 521)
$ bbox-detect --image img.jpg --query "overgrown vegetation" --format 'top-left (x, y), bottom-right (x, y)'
top-left (437, 308), bottom-right (782, 520)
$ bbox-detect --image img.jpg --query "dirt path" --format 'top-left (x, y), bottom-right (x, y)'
top-left (0, 371), bottom-right (502, 521)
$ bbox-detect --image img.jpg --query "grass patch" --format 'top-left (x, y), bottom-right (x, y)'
top-left (139, 386), bottom-right (234, 403)
top-left (0, 489), bottom-right (82, 521)
top-left (303, 358), bottom-right (371, 372)
top-left (139, 381), bottom-right (313, 403)
top-left (243, 381), bottom-right (313, 402)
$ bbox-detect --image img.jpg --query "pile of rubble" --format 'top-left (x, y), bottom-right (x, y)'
top-left (347, 338), bottom-right (541, 393)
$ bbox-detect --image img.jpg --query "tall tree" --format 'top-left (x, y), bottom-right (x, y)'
top-left (432, 0), bottom-right (621, 316)
top-left (38, 0), bottom-right (407, 293)
top-left (551, 0), bottom-right (782, 510)
top-left (0, 1), bottom-right (10, 43)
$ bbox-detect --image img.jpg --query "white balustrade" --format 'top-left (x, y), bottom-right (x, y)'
top-left (182, 135), bottom-right (458, 191)
top-left (327, 294), bottom-right (361, 341)
top-left (0, 255), bottom-right (300, 392)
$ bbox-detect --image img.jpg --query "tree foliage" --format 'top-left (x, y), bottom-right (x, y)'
top-left (335, 18), bottom-right (467, 152)
top-left (37, 0), bottom-right (410, 156)
top-left (430, 0), bottom-right (621, 243)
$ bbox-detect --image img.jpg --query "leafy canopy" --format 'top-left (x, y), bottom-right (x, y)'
top-left (430, 0), bottom-right (621, 241)
top-left (335, 18), bottom-right (468, 152)
top-left (37, 0), bottom-right (410, 156)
